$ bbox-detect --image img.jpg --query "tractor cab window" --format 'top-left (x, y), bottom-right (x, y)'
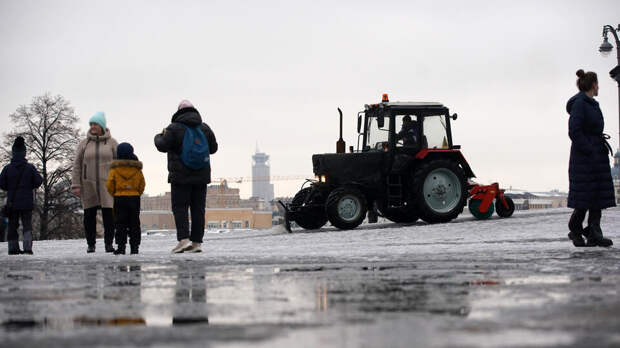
top-left (366, 116), bottom-right (390, 151)
top-left (423, 115), bottom-right (449, 149)
top-left (395, 115), bottom-right (420, 148)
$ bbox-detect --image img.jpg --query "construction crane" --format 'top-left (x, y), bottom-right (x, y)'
top-left (212, 175), bottom-right (311, 184)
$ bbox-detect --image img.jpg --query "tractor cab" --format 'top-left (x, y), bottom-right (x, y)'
top-left (358, 97), bottom-right (457, 157)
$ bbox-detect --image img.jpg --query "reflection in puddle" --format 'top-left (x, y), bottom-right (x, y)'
top-left (1, 316), bottom-right (147, 331)
top-left (0, 261), bottom-right (506, 333)
top-left (0, 262), bottom-right (210, 331)
top-left (316, 286), bottom-right (328, 312)
top-left (504, 275), bottom-right (571, 285)
top-left (141, 264), bottom-right (209, 327)
top-left (467, 275), bottom-right (573, 321)
top-left (172, 316), bottom-right (209, 325)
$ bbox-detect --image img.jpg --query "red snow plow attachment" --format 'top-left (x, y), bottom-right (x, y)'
top-left (467, 182), bottom-right (515, 220)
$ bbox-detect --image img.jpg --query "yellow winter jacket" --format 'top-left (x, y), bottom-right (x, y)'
top-left (106, 160), bottom-right (145, 197)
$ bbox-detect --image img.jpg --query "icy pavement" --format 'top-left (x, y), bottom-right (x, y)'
top-left (0, 208), bottom-right (619, 348)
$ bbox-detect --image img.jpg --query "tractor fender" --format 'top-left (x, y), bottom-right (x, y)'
top-left (415, 149), bottom-right (476, 178)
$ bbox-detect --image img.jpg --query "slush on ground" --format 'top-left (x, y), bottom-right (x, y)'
top-left (0, 208), bottom-right (619, 348)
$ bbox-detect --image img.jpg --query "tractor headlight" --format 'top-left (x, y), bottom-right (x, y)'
top-left (314, 175), bottom-right (328, 183)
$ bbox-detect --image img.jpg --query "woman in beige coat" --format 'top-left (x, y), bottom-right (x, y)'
top-left (71, 111), bottom-right (118, 253)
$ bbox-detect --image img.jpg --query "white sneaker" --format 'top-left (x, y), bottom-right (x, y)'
top-left (172, 239), bottom-right (190, 253)
top-left (183, 242), bottom-right (202, 253)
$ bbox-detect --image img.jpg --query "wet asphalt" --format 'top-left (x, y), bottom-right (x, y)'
top-left (0, 208), bottom-right (619, 348)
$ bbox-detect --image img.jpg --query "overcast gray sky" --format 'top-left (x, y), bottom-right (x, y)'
top-left (1, 0), bottom-right (619, 197)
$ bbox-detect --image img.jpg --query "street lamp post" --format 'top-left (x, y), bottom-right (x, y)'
top-left (599, 24), bottom-right (620, 150)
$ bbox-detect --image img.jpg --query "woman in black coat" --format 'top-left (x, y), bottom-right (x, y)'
top-left (566, 69), bottom-right (615, 247)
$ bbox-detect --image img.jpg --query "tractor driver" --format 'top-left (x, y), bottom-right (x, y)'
top-left (397, 115), bottom-right (419, 148)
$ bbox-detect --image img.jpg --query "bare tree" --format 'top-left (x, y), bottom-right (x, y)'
top-left (1, 94), bottom-right (82, 240)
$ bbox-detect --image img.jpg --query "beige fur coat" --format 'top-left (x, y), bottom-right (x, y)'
top-left (71, 129), bottom-right (118, 209)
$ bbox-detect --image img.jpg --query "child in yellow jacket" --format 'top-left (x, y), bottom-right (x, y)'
top-left (106, 142), bottom-right (145, 255)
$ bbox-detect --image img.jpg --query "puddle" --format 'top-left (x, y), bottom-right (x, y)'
top-left (0, 258), bottom-right (603, 347)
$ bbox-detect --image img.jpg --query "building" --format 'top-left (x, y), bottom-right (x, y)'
top-left (207, 180), bottom-right (241, 208)
top-left (252, 148), bottom-right (274, 203)
top-left (141, 192), bottom-right (172, 211)
top-left (140, 210), bottom-right (175, 230)
top-left (505, 189), bottom-right (567, 210)
top-left (240, 196), bottom-right (267, 211)
top-left (141, 181), bottom-right (241, 210)
top-left (205, 208), bottom-right (272, 229)
top-left (140, 180), bottom-right (273, 230)
top-left (140, 209), bottom-right (272, 230)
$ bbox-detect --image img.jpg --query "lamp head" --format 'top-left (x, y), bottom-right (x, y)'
top-left (599, 36), bottom-right (613, 57)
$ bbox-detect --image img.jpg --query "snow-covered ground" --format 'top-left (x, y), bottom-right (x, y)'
top-left (0, 208), bottom-right (619, 347)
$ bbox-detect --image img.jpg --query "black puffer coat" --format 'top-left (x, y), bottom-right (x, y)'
top-left (566, 92), bottom-right (616, 209)
top-left (154, 107), bottom-right (218, 185)
top-left (0, 155), bottom-right (43, 210)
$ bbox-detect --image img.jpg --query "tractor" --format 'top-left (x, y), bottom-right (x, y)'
top-left (277, 94), bottom-right (514, 232)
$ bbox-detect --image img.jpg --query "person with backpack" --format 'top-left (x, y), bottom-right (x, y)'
top-left (71, 112), bottom-right (119, 253)
top-left (0, 136), bottom-right (43, 255)
top-left (154, 100), bottom-right (218, 253)
top-left (106, 142), bottom-right (145, 255)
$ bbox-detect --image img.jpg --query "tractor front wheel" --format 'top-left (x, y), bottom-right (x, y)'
top-left (326, 187), bottom-right (367, 230)
top-left (412, 160), bottom-right (467, 224)
top-left (495, 196), bottom-right (515, 218)
top-left (290, 187), bottom-right (328, 230)
top-left (468, 199), bottom-right (494, 220)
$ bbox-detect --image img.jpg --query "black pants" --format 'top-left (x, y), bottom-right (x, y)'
top-left (171, 183), bottom-right (206, 243)
top-left (84, 206), bottom-right (114, 247)
top-left (0, 218), bottom-right (7, 242)
top-left (114, 196), bottom-right (141, 248)
top-left (7, 210), bottom-right (33, 253)
top-left (569, 208), bottom-right (602, 232)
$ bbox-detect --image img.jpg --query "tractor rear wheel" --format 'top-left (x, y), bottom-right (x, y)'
top-left (326, 187), bottom-right (367, 230)
top-left (412, 160), bottom-right (467, 224)
top-left (495, 196), bottom-right (515, 218)
top-left (290, 187), bottom-right (327, 230)
top-left (468, 199), bottom-right (494, 220)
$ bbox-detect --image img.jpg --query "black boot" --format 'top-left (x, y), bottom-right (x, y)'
top-left (568, 229), bottom-right (586, 247)
top-left (8, 240), bottom-right (22, 255)
top-left (87, 245), bottom-right (96, 253)
top-left (113, 245), bottom-right (126, 255)
top-left (105, 244), bottom-right (115, 253)
top-left (585, 225), bottom-right (613, 247)
top-left (130, 245), bottom-right (139, 255)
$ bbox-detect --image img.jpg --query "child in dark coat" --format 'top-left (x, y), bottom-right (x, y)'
top-left (0, 137), bottom-right (43, 255)
top-left (106, 143), bottom-right (145, 254)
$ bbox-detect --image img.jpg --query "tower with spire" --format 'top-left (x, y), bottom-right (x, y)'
top-left (252, 143), bottom-right (274, 203)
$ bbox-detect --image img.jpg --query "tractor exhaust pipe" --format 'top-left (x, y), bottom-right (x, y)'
top-left (337, 107), bottom-right (345, 153)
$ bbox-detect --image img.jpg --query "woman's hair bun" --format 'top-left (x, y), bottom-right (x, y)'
top-left (576, 69), bottom-right (585, 78)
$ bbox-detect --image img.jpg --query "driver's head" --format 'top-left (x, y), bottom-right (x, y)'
top-left (403, 115), bottom-right (412, 123)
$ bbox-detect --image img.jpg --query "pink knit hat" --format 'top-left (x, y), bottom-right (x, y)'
top-left (178, 99), bottom-right (194, 110)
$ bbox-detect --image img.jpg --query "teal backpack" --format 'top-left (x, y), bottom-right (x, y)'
top-left (181, 125), bottom-right (210, 170)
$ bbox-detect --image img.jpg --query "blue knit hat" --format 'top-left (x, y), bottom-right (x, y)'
top-left (117, 142), bottom-right (137, 160)
top-left (89, 111), bottom-right (106, 130)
